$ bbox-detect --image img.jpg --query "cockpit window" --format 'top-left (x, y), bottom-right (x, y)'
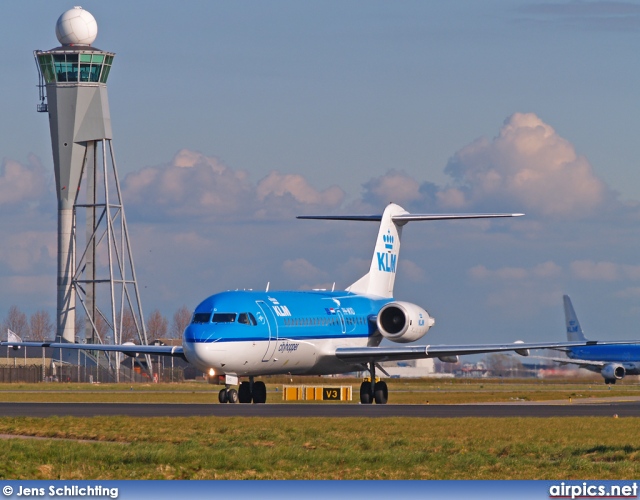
top-left (192, 312), bottom-right (211, 324)
top-left (238, 313), bottom-right (257, 326)
top-left (212, 313), bottom-right (237, 323)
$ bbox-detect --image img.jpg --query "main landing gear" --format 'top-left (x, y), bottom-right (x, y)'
top-left (359, 361), bottom-right (388, 404)
top-left (218, 376), bottom-right (267, 404)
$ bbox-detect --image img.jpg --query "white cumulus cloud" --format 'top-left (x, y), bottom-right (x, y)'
top-left (441, 112), bottom-right (612, 217)
top-left (123, 149), bottom-right (345, 221)
top-left (0, 156), bottom-right (50, 209)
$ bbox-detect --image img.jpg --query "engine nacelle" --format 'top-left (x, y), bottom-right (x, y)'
top-left (438, 355), bottom-right (459, 363)
top-left (122, 341), bottom-right (139, 358)
top-left (601, 363), bottom-right (625, 383)
top-left (377, 301), bottom-right (434, 343)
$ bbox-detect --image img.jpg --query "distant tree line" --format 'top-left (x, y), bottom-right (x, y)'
top-left (1, 305), bottom-right (193, 343)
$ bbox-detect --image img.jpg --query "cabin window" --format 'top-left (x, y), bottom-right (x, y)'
top-left (191, 312), bottom-right (211, 324)
top-left (212, 313), bottom-right (237, 323)
top-left (238, 313), bottom-right (257, 326)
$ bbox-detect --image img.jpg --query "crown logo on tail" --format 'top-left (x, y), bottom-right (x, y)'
top-left (383, 231), bottom-right (395, 250)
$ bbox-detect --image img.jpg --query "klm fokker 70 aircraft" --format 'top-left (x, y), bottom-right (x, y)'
top-left (3, 204), bottom-right (633, 404)
top-left (541, 295), bottom-right (640, 384)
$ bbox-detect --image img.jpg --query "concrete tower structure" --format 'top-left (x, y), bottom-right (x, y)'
top-left (35, 7), bottom-right (150, 375)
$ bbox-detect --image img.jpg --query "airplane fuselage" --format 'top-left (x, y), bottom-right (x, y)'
top-left (568, 346), bottom-right (640, 375)
top-left (182, 290), bottom-right (391, 377)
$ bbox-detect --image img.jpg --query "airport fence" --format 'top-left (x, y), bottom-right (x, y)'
top-left (0, 364), bottom-right (186, 384)
top-left (0, 365), bottom-right (43, 383)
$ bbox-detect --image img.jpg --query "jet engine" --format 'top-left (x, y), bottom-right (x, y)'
top-left (377, 301), bottom-right (434, 343)
top-left (601, 363), bottom-right (625, 384)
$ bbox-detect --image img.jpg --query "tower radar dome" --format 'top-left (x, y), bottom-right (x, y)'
top-left (55, 6), bottom-right (98, 46)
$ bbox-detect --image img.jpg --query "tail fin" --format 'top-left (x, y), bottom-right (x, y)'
top-left (563, 295), bottom-right (587, 341)
top-left (346, 203), bottom-right (407, 297)
top-left (298, 204), bottom-right (523, 298)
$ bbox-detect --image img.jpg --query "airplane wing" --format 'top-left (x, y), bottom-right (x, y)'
top-left (334, 340), bottom-right (632, 364)
top-left (0, 340), bottom-right (186, 360)
top-left (528, 354), bottom-right (606, 368)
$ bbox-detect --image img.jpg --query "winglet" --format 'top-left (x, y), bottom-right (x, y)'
top-left (7, 329), bottom-right (22, 344)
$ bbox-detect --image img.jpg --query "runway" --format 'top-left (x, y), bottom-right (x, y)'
top-left (0, 401), bottom-right (638, 418)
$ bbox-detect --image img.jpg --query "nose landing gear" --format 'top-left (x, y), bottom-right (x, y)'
top-left (218, 387), bottom-right (238, 403)
top-left (218, 376), bottom-right (268, 404)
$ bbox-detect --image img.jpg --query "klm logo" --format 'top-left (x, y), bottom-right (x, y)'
top-left (268, 296), bottom-right (292, 317)
top-left (377, 231), bottom-right (397, 273)
top-left (567, 320), bottom-right (579, 333)
top-left (273, 305), bottom-right (291, 317)
top-left (418, 313), bottom-right (425, 327)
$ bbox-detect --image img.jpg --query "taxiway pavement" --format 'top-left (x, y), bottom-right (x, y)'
top-left (0, 401), bottom-right (637, 418)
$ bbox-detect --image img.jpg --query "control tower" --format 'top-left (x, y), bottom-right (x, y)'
top-left (34, 7), bottom-right (150, 375)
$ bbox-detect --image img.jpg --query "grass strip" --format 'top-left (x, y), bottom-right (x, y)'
top-left (0, 416), bottom-right (638, 479)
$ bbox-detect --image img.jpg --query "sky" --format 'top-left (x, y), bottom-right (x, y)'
top-left (2, 1), bottom-right (640, 347)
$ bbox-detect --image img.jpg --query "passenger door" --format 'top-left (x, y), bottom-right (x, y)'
top-left (256, 301), bottom-right (278, 362)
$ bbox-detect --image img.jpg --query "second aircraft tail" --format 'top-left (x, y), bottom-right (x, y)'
top-left (563, 294), bottom-right (588, 341)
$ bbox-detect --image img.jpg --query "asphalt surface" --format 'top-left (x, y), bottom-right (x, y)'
top-left (0, 401), bottom-right (638, 417)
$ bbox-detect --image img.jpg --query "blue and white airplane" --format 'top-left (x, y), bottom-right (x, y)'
top-left (541, 295), bottom-right (640, 384)
top-left (3, 204), bottom-right (634, 403)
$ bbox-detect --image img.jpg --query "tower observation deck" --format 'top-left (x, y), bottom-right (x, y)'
top-left (34, 7), bottom-right (151, 379)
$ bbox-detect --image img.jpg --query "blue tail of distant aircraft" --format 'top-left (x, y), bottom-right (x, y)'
top-left (563, 295), bottom-right (587, 342)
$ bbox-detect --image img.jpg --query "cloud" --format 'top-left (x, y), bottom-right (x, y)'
top-left (469, 261), bottom-right (562, 281)
top-left (570, 260), bottom-right (640, 282)
top-left (0, 231), bottom-right (55, 273)
top-left (361, 170), bottom-right (424, 208)
top-left (466, 261), bottom-right (566, 318)
top-left (354, 113), bottom-right (614, 219)
top-left (441, 113), bottom-right (612, 217)
top-left (0, 155), bottom-right (51, 210)
top-left (615, 287), bottom-right (640, 299)
top-left (123, 149), bottom-right (345, 221)
top-left (122, 149), bottom-right (254, 220)
top-left (281, 258), bottom-right (328, 285)
top-left (517, 2), bottom-right (640, 32)
top-left (257, 172), bottom-right (344, 206)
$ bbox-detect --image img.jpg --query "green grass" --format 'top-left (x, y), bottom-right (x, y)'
top-left (0, 416), bottom-right (639, 479)
top-left (1, 378), bottom-right (639, 479)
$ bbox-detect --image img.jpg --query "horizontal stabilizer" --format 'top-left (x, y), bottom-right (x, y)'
top-left (297, 213), bottom-right (524, 223)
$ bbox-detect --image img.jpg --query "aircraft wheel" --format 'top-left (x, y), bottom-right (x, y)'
top-left (227, 388), bottom-right (239, 404)
top-left (374, 381), bottom-right (388, 404)
top-left (218, 388), bottom-right (229, 404)
top-left (359, 381), bottom-right (373, 404)
top-left (605, 379), bottom-right (617, 385)
top-left (238, 381), bottom-right (252, 403)
top-left (253, 381), bottom-right (267, 404)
